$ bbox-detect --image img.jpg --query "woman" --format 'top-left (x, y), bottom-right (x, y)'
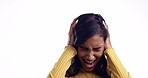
top-left (47, 13), bottom-right (131, 78)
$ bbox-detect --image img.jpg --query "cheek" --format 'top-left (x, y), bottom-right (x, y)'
top-left (77, 50), bottom-right (86, 58)
top-left (77, 52), bottom-right (85, 63)
top-left (95, 48), bottom-right (105, 58)
top-left (98, 47), bottom-right (104, 57)
top-left (95, 51), bottom-right (104, 58)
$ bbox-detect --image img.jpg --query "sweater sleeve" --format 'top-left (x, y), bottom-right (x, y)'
top-left (104, 48), bottom-right (131, 78)
top-left (47, 45), bottom-right (77, 78)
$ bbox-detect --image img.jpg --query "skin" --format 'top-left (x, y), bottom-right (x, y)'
top-left (77, 35), bottom-right (105, 72)
top-left (68, 17), bottom-right (112, 72)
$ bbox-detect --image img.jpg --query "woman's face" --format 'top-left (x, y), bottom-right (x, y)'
top-left (77, 35), bottom-right (105, 72)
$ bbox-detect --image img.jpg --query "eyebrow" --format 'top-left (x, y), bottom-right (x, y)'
top-left (79, 46), bottom-right (101, 49)
top-left (79, 46), bottom-right (88, 49)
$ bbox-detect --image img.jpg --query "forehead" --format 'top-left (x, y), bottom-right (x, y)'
top-left (81, 35), bottom-right (104, 47)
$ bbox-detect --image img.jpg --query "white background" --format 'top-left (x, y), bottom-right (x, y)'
top-left (0, 0), bottom-right (148, 78)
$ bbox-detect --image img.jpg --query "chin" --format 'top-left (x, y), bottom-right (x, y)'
top-left (83, 66), bottom-right (95, 72)
top-left (84, 69), bottom-right (94, 72)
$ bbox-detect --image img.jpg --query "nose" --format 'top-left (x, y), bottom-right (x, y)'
top-left (86, 51), bottom-right (95, 60)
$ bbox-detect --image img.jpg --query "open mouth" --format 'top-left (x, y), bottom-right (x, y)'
top-left (83, 59), bottom-right (96, 68)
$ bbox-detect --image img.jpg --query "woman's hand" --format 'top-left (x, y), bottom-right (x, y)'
top-left (68, 18), bottom-right (78, 46)
top-left (103, 21), bottom-right (112, 49)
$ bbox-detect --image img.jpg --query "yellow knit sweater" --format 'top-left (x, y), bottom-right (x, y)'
top-left (47, 45), bottom-right (131, 78)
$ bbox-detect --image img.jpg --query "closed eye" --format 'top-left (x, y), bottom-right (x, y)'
top-left (93, 47), bottom-right (101, 52)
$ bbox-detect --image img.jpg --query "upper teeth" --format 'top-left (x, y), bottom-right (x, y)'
top-left (88, 62), bottom-right (92, 63)
top-left (86, 61), bottom-right (93, 63)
